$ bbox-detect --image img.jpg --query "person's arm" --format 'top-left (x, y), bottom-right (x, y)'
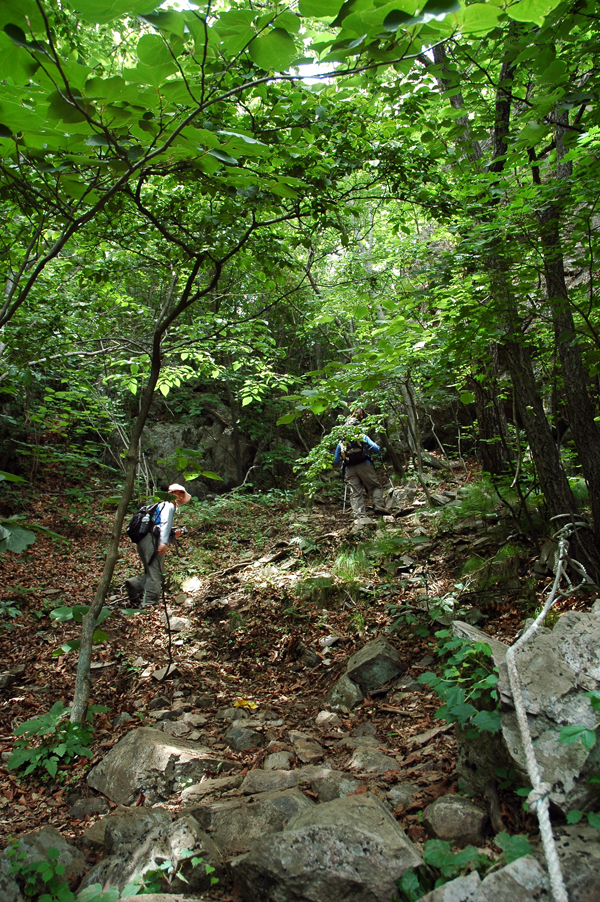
top-left (363, 435), bottom-right (380, 454)
top-left (157, 502), bottom-right (175, 551)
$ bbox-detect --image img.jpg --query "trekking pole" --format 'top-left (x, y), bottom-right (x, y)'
top-left (382, 464), bottom-right (394, 490)
top-left (343, 483), bottom-right (348, 513)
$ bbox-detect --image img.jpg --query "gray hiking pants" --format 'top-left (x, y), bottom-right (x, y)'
top-left (344, 462), bottom-right (384, 519)
top-left (126, 532), bottom-right (165, 607)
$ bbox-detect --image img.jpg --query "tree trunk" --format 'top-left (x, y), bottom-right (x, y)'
top-left (533, 111), bottom-right (600, 547)
top-left (70, 339), bottom-right (162, 724)
top-left (467, 348), bottom-right (509, 476)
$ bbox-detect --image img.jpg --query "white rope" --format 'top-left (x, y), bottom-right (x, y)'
top-left (504, 518), bottom-right (591, 902)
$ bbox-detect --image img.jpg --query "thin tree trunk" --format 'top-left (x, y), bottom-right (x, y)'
top-left (533, 112), bottom-right (600, 547)
top-left (70, 338), bottom-right (162, 724)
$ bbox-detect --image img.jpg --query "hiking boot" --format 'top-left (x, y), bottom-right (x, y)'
top-left (372, 507), bottom-right (387, 517)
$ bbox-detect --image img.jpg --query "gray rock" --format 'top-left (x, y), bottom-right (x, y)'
top-left (475, 855), bottom-right (549, 900)
top-left (346, 637), bottom-right (405, 692)
top-left (0, 856), bottom-right (24, 902)
top-left (112, 712), bottom-right (135, 727)
top-left (189, 788), bottom-right (315, 856)
top-left (87, 727), bottom-right (238, 805)
top-left (69, 797), bottom-right (110, 820)
top-left (422, 795), bottom-right (489, 846)
top-left (161, 721), bottom-right (191, 737)
top-left (326, 673), bottom-right (364, 710)
top-left (452, 614), bottom-right (600, 814)
top-left (225, 725), bottom-right (264, 752)
top-left (230, 824), bottom-right (420, 902)
top-left (348, 746), bottom-right (399, 774)
top-left (80, 812), bottom-right (221, 895)
top-left (264, 750), bottom-right (295, 770)
top-left (241, 770), bottom-right (299, 794)
top-left (180, 772), bottom-right (244, 802)
top-left (1, 827), bottom-right (86, 896)
top-left (287, 793), bottom-right (421, 865)
top-left (315, 710), bottom-right (341, 729)
top-left (163, 615), bottom-right (191, 632)
top-left (216, 706), bottom-right (249, 722)
top-left (543, 824), bottom-right (600, 901)
top-left (419, 871), bottom-right (481, 902)
top-left (104, 808), bottom-right (173, 854)
top-left (289, 731), bottom-right (325, 763)
top-left (386, 783), bottom-right (419, 811)
top-left (307, 770), bottom-right (360, 802)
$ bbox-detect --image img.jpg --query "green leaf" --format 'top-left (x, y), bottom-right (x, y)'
top-left (395, 868), bottom-right (424, 902)
top-left (137, 33), bottom-right (173, 67)
top-left (249, 28), bottom-right (298, 72)
top-left (0, 470), bottom-right (27, 482)
top-left (79, 886), bottom-right (122, 902)
top-left (506, 0), bottom-right (563, 28)
top-left (461, 3), bottom-right (501, 35)
top-left (0, 525), bottom-right (36, 553)
top-left (460, 391), bottom-right (475, 405)
top-left (494, 832), bottom-right (533, 863)
top-left (384, 0), bottom-right (460, 31)
top-left (587, 811), bottom-right (600, 828)
top-left (585, 690), bottom-right (600, 711)
top-left (76, 0), bottom-right (160, 26)
top-left (559, 725), bottom-right (596, 748)
top-left (208, 148), bottom-right (238, 166)
top-left (471, 709), bottom-right (501, 733)
top-left (566, 809), bottom-right (584, 824)
top-left (201, 470), bottom-right (224, 481)
top-left (298, 0), bottom-right (344, 17)
top-left (50, 606), bottom-right (76, 622)
top-left (52, 640), bottom-right (81, 657)
top-left (277, 413), bottom-right (296, 425)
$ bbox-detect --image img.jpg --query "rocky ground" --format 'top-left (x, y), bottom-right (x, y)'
top-left (1, 464), bottom-right (598, 901)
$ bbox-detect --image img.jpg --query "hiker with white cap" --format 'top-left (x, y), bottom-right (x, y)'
top-left (125, 483), bottom-right (191, 608)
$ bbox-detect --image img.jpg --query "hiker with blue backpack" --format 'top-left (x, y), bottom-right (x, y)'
top-left (334, 410), bottom-right (386, 526)
top-left (125, 483), bottom-right (191, 608)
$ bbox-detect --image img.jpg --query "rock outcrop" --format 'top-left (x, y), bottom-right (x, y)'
top-left (452, 612), bottom-right (600, 815)
top-left (87, 727), bottom-right (239, 806)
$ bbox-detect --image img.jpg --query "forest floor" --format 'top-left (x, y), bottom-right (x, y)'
top-left (0, 462), bottom-right (595, 898)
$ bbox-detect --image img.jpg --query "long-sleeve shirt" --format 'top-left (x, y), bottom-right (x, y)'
top-left (334, 435), bottom-right (380, 467)
top-left (153, 501), bottom-right (175, 545)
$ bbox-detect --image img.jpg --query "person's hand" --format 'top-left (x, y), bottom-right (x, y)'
top-left (157, 542), bottom-right (168, 553)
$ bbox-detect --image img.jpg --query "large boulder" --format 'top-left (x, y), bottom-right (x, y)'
top-left (230, 824), bottom-right (419, 902)
top-left (187, 788), bottom-right (315, 856)
top-left (452, 613), bottom-right (600, 814)
top-left (79, 812), bottom-right (222, 896)
top-left (87, 727), bottom-right (238, 806)
top-left (0, 827), bottom-right (86, 900)
top-left (287, 792), bottom-right (420, 864)
top-left (141, 420), bottom-right (254, 493)
top-left (231, 793), bottom-right (421, 902)
top-left (346, 637), bottom-right (405, 692)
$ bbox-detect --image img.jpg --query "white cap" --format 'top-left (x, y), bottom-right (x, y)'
top-left (168, 483), bottom-right (191, 504)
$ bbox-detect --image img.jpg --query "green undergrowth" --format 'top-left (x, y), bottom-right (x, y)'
top-left (418, 630), bottom-right (501, 737)
top-left (394, 833), bottom-right (533, 901)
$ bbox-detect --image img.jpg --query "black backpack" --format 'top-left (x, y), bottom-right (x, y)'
top-left (126, 502), bottom-right (160, 544)
top-left (340, 439), bottom-right (370, 466)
